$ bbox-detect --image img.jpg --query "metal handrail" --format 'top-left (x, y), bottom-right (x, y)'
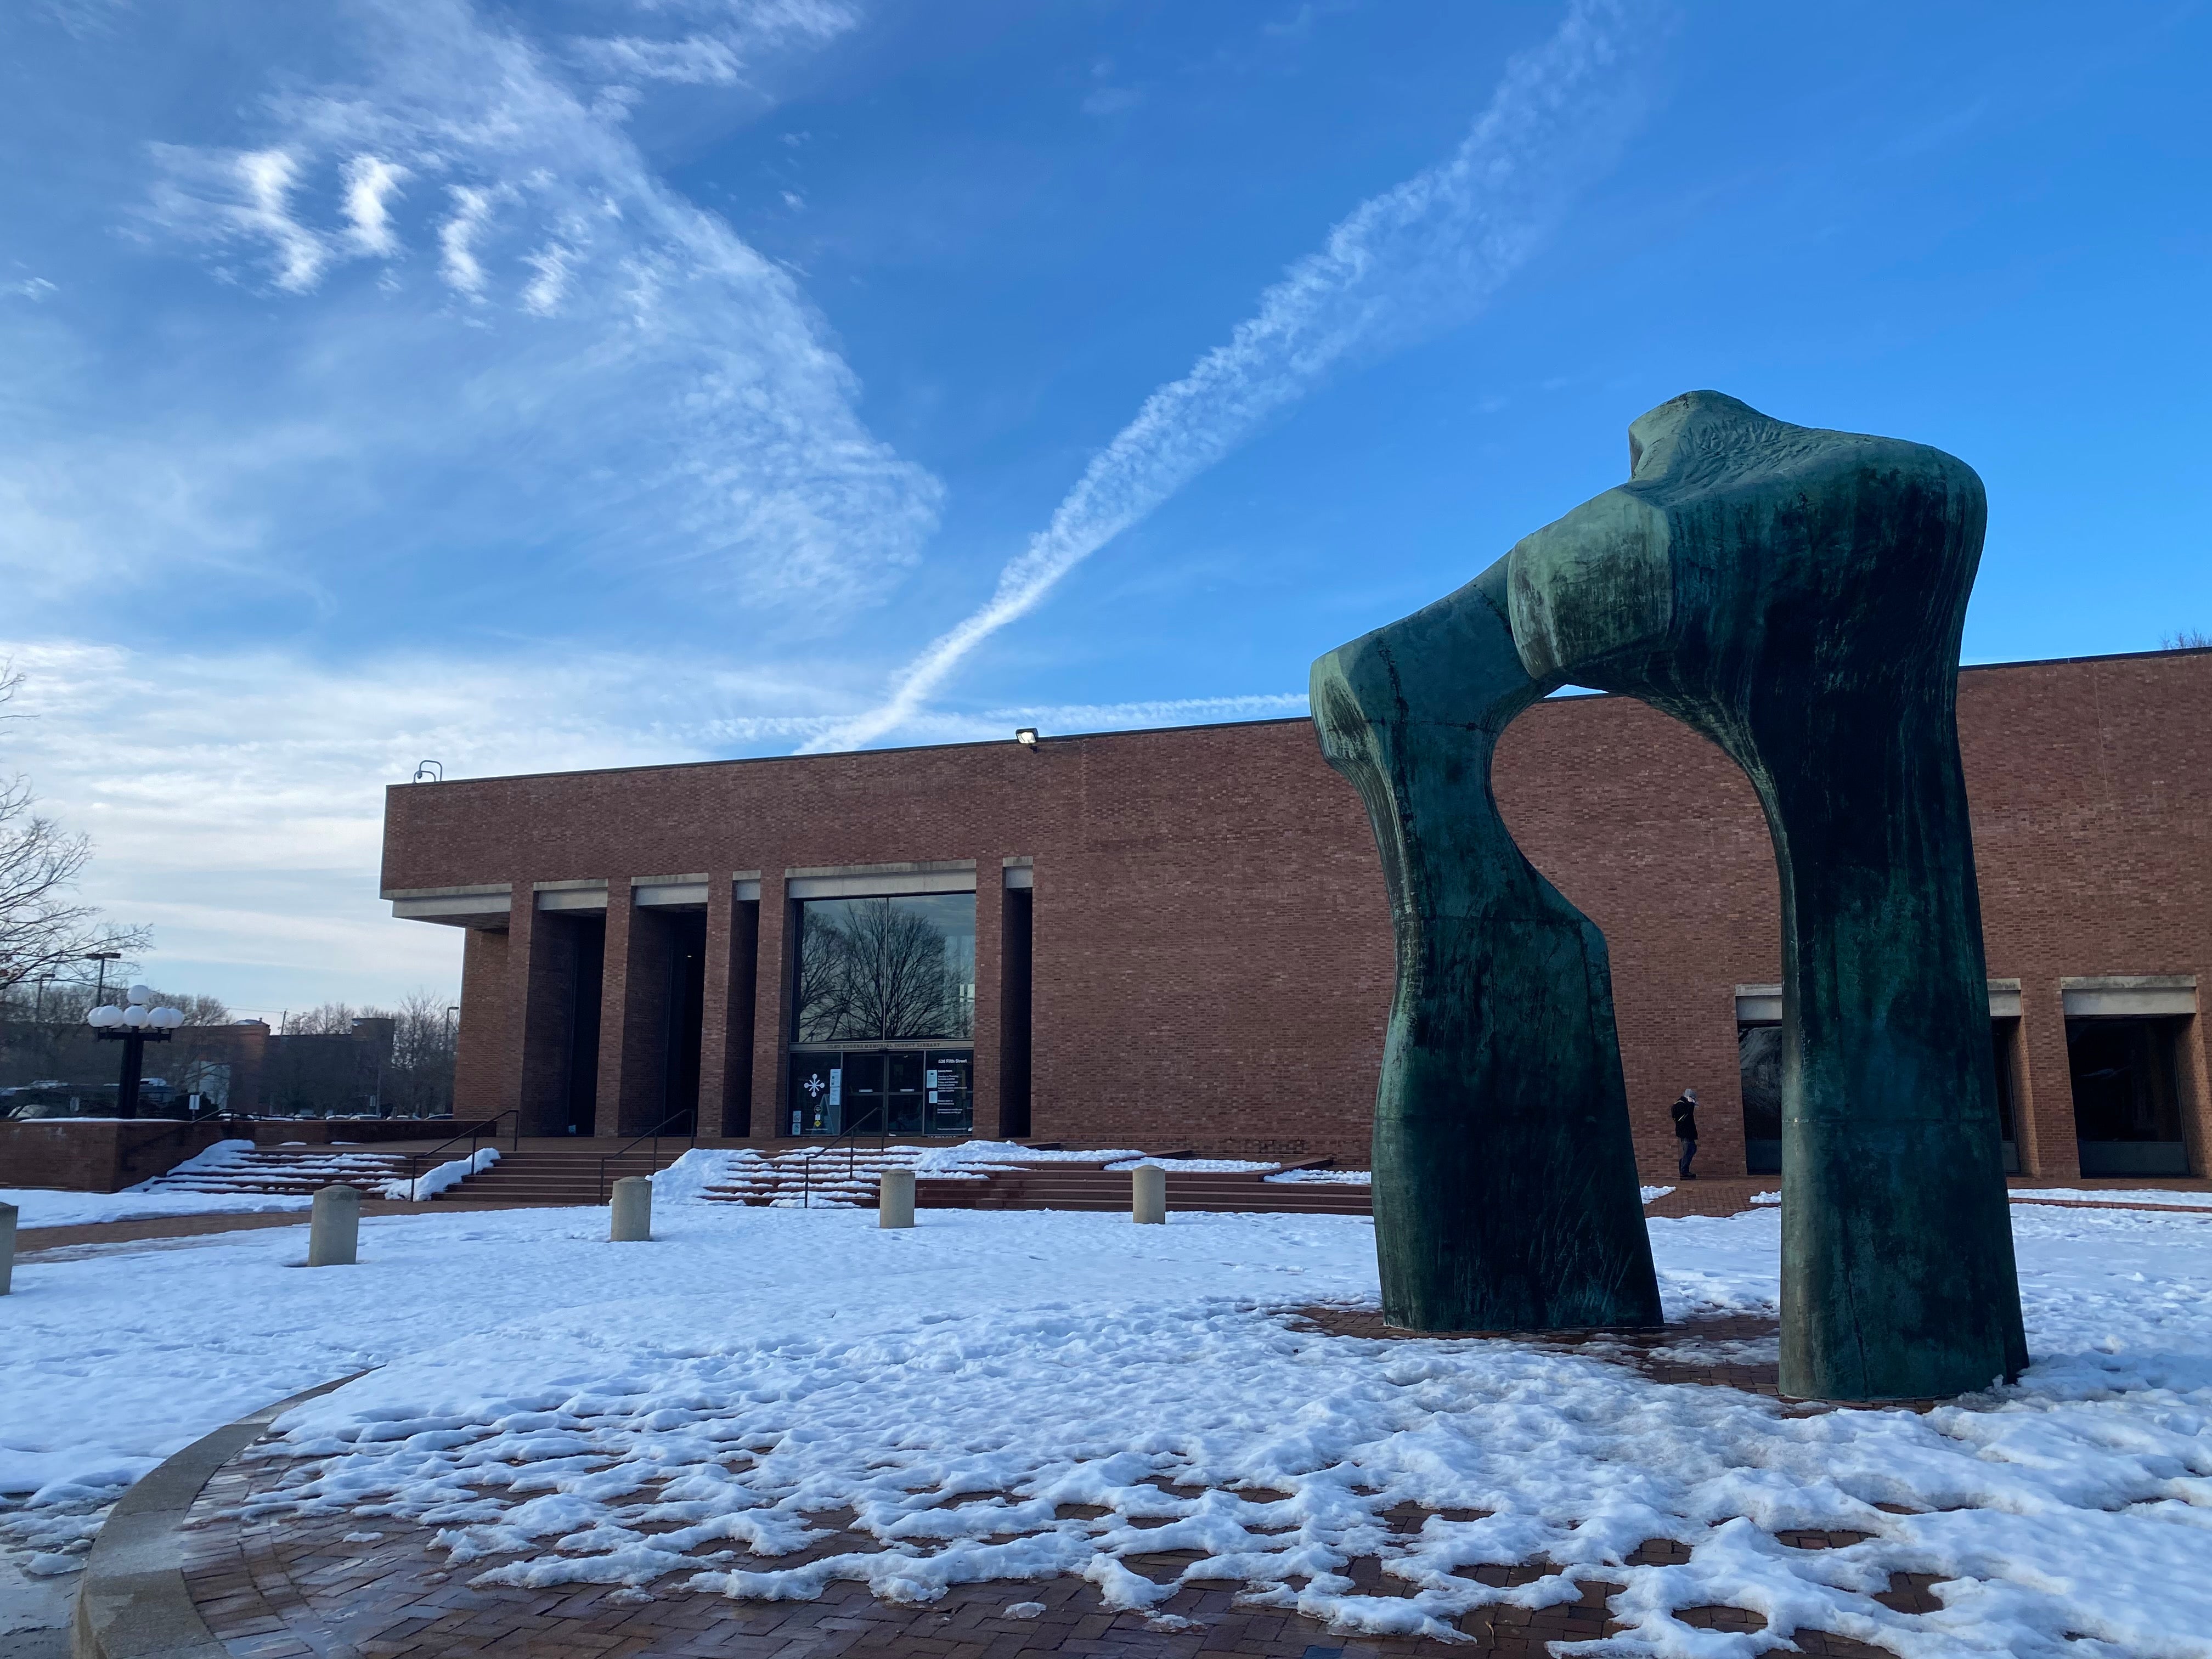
top-left (596, 1108), bottom-right (701, 1203)
top-left (402, 1109), bottom-right (521, 1195)
top-left (798, 1110), bottom-right (890, 1209)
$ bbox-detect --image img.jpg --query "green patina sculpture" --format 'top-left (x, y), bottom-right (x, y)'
top-left (1315, 391), bottom-right (2028, 1401)
top-left (1312, 565), bottom-right (1664, 1334)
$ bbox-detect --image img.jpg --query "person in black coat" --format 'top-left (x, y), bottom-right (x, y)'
top-left (1670, 1088), bottom-right (1699, 1178)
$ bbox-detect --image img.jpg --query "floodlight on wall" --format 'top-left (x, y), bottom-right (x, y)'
top-left (1014, 727), bottom-right (1039, 748)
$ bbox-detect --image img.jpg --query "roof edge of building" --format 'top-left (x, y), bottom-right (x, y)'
top-left (389, 644), bottom-right (2212, 792)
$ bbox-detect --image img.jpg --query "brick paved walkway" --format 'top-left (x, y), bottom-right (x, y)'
top-left (170, 1316), bottom-right (1957, 1659)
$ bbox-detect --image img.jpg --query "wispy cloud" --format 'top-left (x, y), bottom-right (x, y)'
top-left (436, 183), bottom-right (502, 296)
top-left (97, 0), bottom-right (936, 612)
top-left (573, 0), bottom-right (858, 87)
top-left (805, 0), bottom-right (1657, 753)
top-left (341, 155), bottom-right (409, 256)
top-left (147, 146), bottom-right (334, 293)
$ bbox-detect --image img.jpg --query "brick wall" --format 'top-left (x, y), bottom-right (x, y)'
top-left (381, 648), bottom-right (2212, 1179)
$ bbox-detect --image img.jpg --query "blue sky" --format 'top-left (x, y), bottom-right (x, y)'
top-left (3, 0), bottom-right (2207, 1013)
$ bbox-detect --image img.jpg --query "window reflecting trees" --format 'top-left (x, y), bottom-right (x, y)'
top-left (793, 894), bottom-right (975, 1043)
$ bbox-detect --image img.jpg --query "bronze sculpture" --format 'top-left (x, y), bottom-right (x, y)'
top-left (1315, 392), bottom-right (2027, 1401)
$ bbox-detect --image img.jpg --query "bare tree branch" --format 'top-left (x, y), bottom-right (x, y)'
top-left (0, 661), bottom-right (155, 997)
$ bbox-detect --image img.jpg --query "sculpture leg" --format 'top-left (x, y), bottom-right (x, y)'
top-left (1312, 565), bottom-right (1660, 1333)
top-left (1505, 390), bottom-right (2027, 1398)
top-left (1730, 685), bottom-right (2028, 1398)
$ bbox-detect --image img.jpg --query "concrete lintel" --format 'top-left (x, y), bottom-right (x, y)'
top-left (1734, 980), bottom-right (2028, 1024)
top-left (1004, 865), bottom-right (1035, 890)
top-left (786, 859), bottom-right (979, 899)
top-left (391, 889), bottom-right (513, 924)
top-left (2059, 974), bottom-right (2198, 991)
top-left (536, 881), bottom-right (610, 912)
top-left (73, 1372), bottom-right (368, 1659)
top-left (380, 882), bottom-right (511, 901)
top-left (2062, 975), bottom-right (2198, 1018)
top-left (633, 873), bottom-right (710, 908)
top-left (734, 874), bottom-right (762, 901)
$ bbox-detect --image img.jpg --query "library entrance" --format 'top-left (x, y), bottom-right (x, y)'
top-left (789, 1048), bottom-right (973, 1137)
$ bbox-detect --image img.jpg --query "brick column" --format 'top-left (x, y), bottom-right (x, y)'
top-left (2017, 979), bottom-right (2079, 1178)
top-left (491, 887), bottom-right (572, 1135)
top-left (697, 876), bottom-right (734, 1137)
top-left (450, 930), bottom-right (506, 1119)
top-left (971, 859), bottom-right (1004, 1138)
top-left (2176, 971), bottom-right (2212, 1178)
top-left (750, 871), bottom-right (794, 1138)
top-left (697, 877), bottom-right (759, 1138)
top-left (596, 887), bottom-right (675, 1136)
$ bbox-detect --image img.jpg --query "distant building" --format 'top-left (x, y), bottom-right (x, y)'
top-left (381, 647), bottom-right (2211, 1182)
top-left (0, 1015), bottom-right (401, 1119)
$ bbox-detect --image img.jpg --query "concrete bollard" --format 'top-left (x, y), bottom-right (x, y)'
top-left (1132, 1164), bottom-right (1166, 1225)
top-left (1, 1200), bottom-right (16, 1295)
top-left (307, 1184), bottom-right (361, 1267)
top-left (610, 1176), bottom-right (653, 1242)
top-left (879, 1167), bottom-right (916, 1229)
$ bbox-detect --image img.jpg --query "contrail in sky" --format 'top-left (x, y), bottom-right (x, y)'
top-left (804, 0), bottom-right (1659, 754)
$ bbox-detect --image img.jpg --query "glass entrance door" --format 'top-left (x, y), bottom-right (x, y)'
top-left (788, 1047), bottom-right (973, 1136)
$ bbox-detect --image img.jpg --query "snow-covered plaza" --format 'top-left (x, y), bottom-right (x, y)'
top-left (5, 1161), bottom-right (2212, 1657)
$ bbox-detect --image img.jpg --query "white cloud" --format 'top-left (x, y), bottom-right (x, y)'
top-left (77, 0), bottom-right (939, 615)
top-left (341, 154), bottom-right (410, 256)
top-left (5, 277), bottom-right (58, 301)
top-left (520, 238), bottom-right (577, 315)
top-left (144, 146), bottom-right (334, 293)
top-left (437, 183), bottom-right (501, 295)
top-left (806, 0), bottom-right (1657, 752)
top-left (574, 0), bottom-right (859, 87)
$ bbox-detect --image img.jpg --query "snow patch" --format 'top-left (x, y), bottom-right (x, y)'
top-left (379, 1148), bottom-right (499, 1202)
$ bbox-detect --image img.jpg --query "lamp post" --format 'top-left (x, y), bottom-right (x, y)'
top-left (86, 950), bottom-right (121, 1006)
top-left (87, 985), bottom-right (185, 1120)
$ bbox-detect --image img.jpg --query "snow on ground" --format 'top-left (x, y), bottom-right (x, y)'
top-left (0, 1184), bottom-right (312, 1228)
top-left (1266, 1168), bottom-right (1372, 1184)
top-left (382, 1147), bottom-right (499, 1202)
top-left (1103, 1157), bottom-right (1282, 1172)
top-left (2, 1141), bottom-right (315, 1227)
top-left (4, 1201), bottom-right (2210, 1655)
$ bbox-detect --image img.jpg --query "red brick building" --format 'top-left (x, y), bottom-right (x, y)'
top-left (381, 647), bottom-right (2211, 1182)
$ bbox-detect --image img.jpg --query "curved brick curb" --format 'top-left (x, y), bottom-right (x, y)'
top-left (70, 1374), bottom-right (368, 1659)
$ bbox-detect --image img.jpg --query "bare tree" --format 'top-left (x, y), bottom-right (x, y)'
top-left (2164, 629), bottom-right (2211, 650)
top-left (153, 990), bottom-right (233, 1026)
top-left (282, 1002), bottom-right (360, 1035)
top-left (0, 662), bottom-right (151, 998)
top-left (377, 990), bottom-right (456, 1116)
top-left (794, 899), bottom-right (969, 1043)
